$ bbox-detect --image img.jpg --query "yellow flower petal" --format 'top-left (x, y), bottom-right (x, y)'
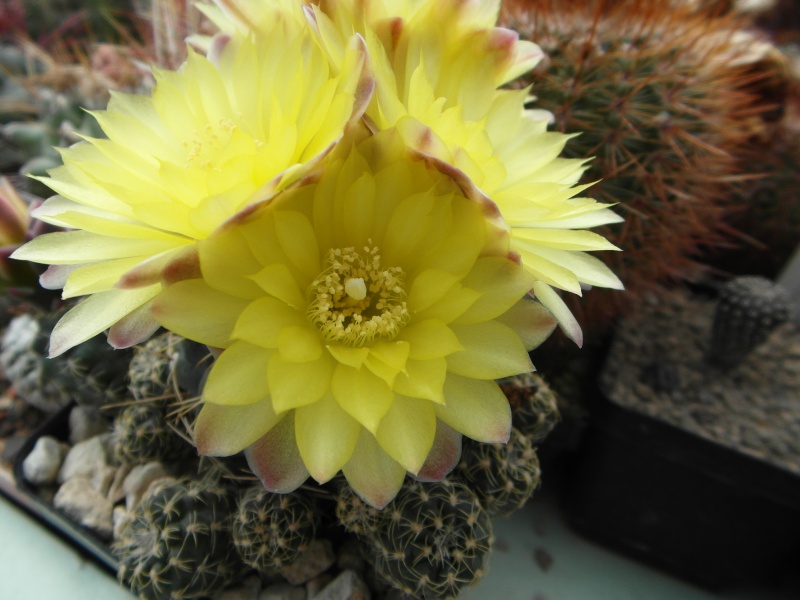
top-left (447, 320), bottom-right (533, 379)
top-left (151, 279), bottom-right (249, 348)
top-left (496, 297), bottom-right (557, 352)
top-left (12, 231), bottom-right (177, 265)
top-left (48, 286), bottom-right (160, 357)
top-left (415, 420), bottom-right (462, 482)
top-left (268, 352), bottom-right (334, 413)
top-left (195, 398), bottom-right (281, 456)
top-left (327, 345), bottom-right (371, 369)
top-left (250, 263), bottom-right (307, 309)
top-left (343, 430), bottom-right (407, 509)
top-left (411, 284), bottom-right (481, 324)
top-left (406, 269), bottom-right (461, 313)
top-left (277, 325), bottom-right (323, 363)
top-left (62, 257), bottom-right (146, 299)
top-left (363, 341), bottom-right (410, 387)
top-left (453, 256), bottom-right (536, 325)
top-left (436, 374), bottom-right (511, 443)
top-left (513, 228), bottom-right (620, 252)
top-left (273, 210), bottom-right (320, 280)
top-left (295, 392), bottom-right (360, 484)
top-left (396, 319), bottom-right (463, 360)
top-left (107, 302), bottom-right (161, 349)
top-left (521, 245), bottom-right (624, 290)
top-left (532, 281), bottom-right (583, 347)
top-left (232, 297), bottom-right (307, 348)
top-left (376, 395), bottom-right (436, 474)
top-left (203, 341), bottom-right (272, 406)
top-left (332, 364), bottom-right (393, 434)
top-left (199, 223), bottom-right (268, 299)
top-left (246, 413), bottom-right (310, 493)
top-left (341, 173), bottom-right (376, 245)
top-left (392, 357), bottom-right (447, 404)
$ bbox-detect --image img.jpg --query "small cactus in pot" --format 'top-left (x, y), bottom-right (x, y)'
top-left (706, 275), bottom-right (793, 369)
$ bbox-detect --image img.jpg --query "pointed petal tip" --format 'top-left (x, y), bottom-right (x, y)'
top-left (349, 478), bottom-right (403, 510)
top-left (107, 306), bottom-right (160, 349)
top-left (245, 416), bottom-right (310, 494)
top-left (415, 421), bottom-right (463, 482)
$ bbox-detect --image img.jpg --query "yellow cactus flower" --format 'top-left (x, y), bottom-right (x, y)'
top-left (152, 130), bottom-right (557, 508)
top-left (11, 16), bottom-right (373, 356)
top-left (201, 0), bottom-right (624, 345)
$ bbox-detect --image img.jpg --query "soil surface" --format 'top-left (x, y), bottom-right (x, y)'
top-left (601, 290), bottom-right (800, 475)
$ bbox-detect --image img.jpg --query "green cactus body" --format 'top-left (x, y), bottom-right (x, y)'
top-left (115, 478), bottom-right (238, 600)
top-left (0, 312), bottom-right (132, 413)
top-left (335, 480), bottom-right (383, 536)
top-left (456, 429), bottom-right (541, 517)
top-left (499, 372), bottom-right (561, 444)
top-left (232, 486), bottom-right (320, 574)
top-left (111, 403), bottom-right (192, 466)
top-left (127, 333), bottom-right (182, 403)
top-left (366, 480), bottom-right (493, 600)
top-left (707, 276), bottom-right (792, 368)
top-left (500, 0), bottom-right (778, 332)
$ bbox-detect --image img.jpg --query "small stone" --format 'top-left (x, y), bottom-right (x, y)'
top-left (258, 582), bottom-right (307, 600)
top-left (58, 436), bottom-right (108, 483)
top-left (280, 539), bottom-right (336, 586)
top-left (306, 574), bottom-right (333, 598)
top-left (91, 464), bottom-right (117, 495)
top-left (314, 570), bottom-right (370, 600)
top-left (122, 461), bottom-right (169, 510)
top-left (54, 477), bottom-right (114, 540)
top-left (68, 406), bottom-right (110, 445)
top-left (22, 435), bottom-right (65, 485)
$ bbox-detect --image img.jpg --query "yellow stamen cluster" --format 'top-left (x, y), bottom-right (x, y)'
top-left (308, 243), bottom-right (409, 346)
top-left (182, 118), bottom-right (237, 169)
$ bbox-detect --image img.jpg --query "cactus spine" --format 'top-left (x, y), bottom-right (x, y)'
top-left (232, 486), bottom-right (320, 574)
top-left (365, 480), bottom-right (494, 600)
top-left (115, 478), bottom-right (238, 600)
top-left (456, 429), bottom-right (541, 517)
top-left (499, 372), bottom-right (561, 444)
top-left (500, 0), bottom-right (780, 332)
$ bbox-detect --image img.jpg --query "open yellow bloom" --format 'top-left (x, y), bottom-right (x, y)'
top-left (201, 0), bottom-right (624, 345)
top-left (12, 14), bottom-right (372, 356)
top-left (152, 130), bottom-right (556, 508)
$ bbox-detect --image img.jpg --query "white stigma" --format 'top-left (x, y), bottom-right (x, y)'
top-left (344, 277), bottom-right (367, 301)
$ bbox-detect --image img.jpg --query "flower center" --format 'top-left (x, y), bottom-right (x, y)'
top-left (308, 243), bottom-right (409, 347)
top-left (182, 118), bottom-right (237, 169)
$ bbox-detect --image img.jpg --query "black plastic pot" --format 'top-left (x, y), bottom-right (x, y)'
top-left (562, 392), bottom-right (800, 591)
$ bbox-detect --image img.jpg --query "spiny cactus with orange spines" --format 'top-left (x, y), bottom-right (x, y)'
top-left (500, 0), bottom-right (780, 333)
